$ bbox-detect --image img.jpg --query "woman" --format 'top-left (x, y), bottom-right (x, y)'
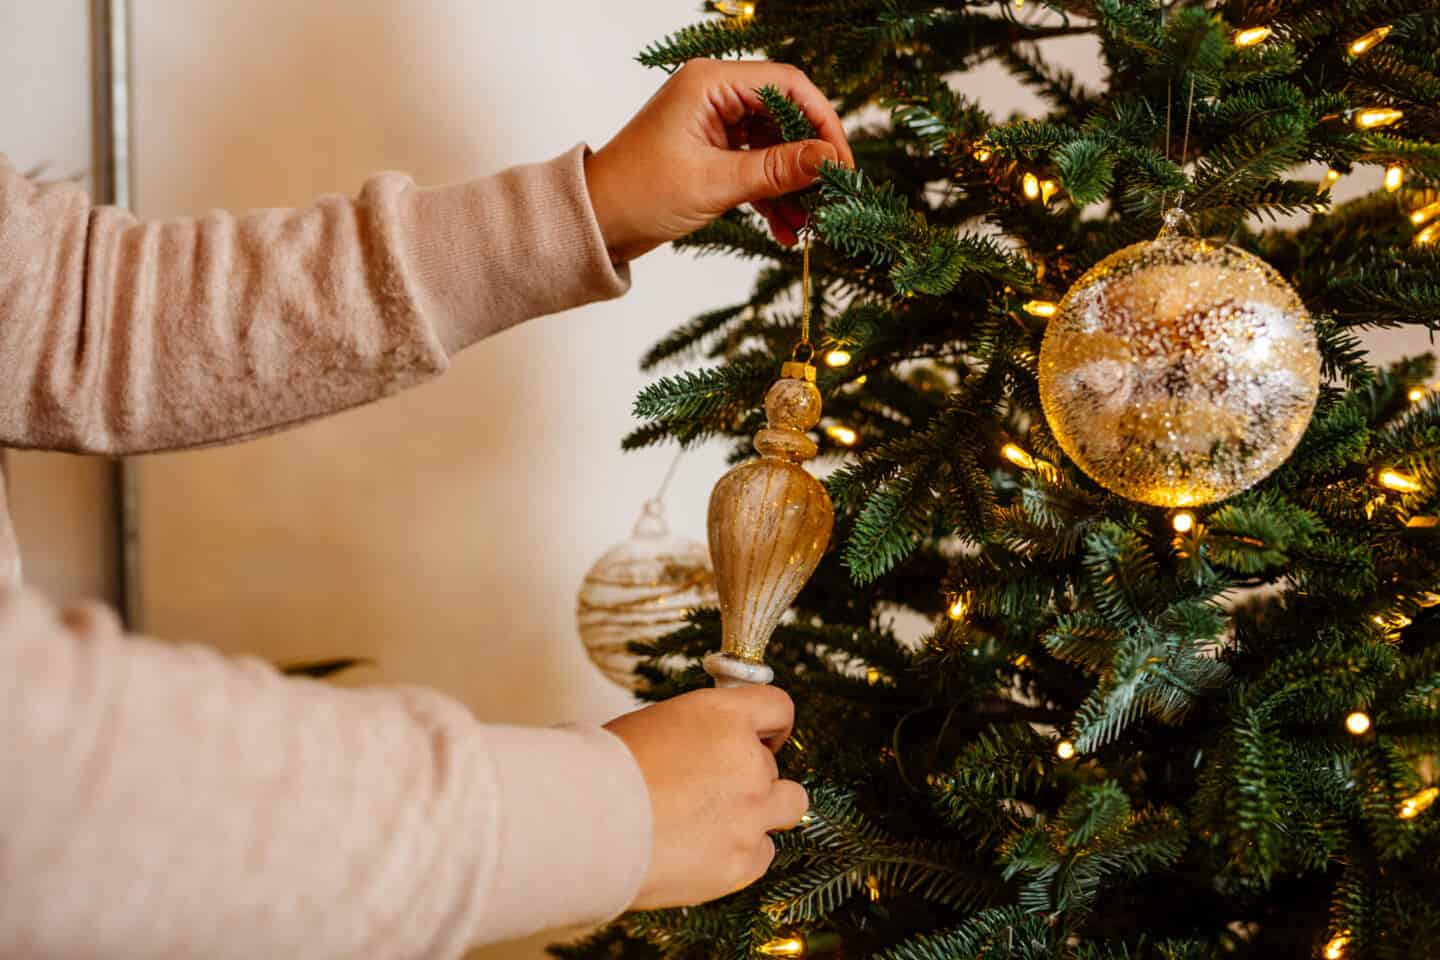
top-left (0, 58), bottom-right (854, 958)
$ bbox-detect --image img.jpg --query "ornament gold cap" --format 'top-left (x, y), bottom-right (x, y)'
top-left (782, 359), bottom-right (817, 382)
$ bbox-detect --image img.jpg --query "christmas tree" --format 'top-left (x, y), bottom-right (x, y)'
top-left (560, 2), bottom-right (1440, 957)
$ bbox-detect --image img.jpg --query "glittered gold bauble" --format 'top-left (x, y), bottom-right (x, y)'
top-left (703, 361), bottom-right (834, 687)
top-left (1038, 211), bottom-right (1320, 507)
top-left (576, 499), bottom-right (717, 690)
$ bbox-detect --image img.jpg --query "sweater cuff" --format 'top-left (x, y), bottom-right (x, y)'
top-left (476, 723), bottom-right (652, 943)
top-left (396, 144), bottom-right (631, 355)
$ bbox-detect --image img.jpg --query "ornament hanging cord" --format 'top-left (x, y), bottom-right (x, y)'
top-left (794, 230), bottom-right (814, 364)
top-left (649, 446), bottom-right (685, 508)
top-left (1160, 73), bottom-right (1199, 216)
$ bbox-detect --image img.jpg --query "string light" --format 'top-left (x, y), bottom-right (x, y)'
top-left (1324, 932), bottom-right (1350, 959)
top-left (826, 424), bottom-right (858, 447)
top-left (1348, 25), bottom-right (1392, 56)
top-left (824, 348), bottom-right (852, 367)
top-left (1022, 172), bottom-right (1041, 200)
top-left (1417, 222), bottom-right (1439, 247)
top-left (1385, 164), bottom-right (1404, 192)
top-left (713, 0), bottom-right (756, 17)
top-left (852, 374), bottom-right (867, 386)
top-left (1234, 26), bottom-right (1273, 47)
top-left (1355, 107), bottom-right (1404, 130)
top-left (1380, 469), bottom-right (1422, 492)
top-left (1172, 510), bottom-right (1196, 534)
top-left (865, 875), bottom-right (882, 902)
top-left (1040, 179), bottom-right (1060, 204)
top-left (947, 592), bottom-right (971, 621)
top-left (758, 938), bottom-right (806, 957)
top-left (1002, 443), bottom-right (1037, 470)
top-left (1399, 786), bottom-right (1438, 820)
top-left (1410, 200), bottom-right (1440, 226)
top-left (972, 146), bottom-right (992, 163)
top-left (1409, 387), bottom-right (1426, 403)
top-left (1056, 740), bottom-right (1077, 760)
top-left (1023, 300), bottom-right (1058, 317)
top-left (1345, 711), bottom-right (1372, 736)
top-left (1325, 168), bottom-right (1342, 184)
top-left (866, 666), bottom-right (884, 686)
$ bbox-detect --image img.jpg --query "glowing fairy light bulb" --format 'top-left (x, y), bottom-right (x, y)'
top-left (1023, 300), bottom-right (1058, 318)
top-left (1399, 787), bottom-right (1438, 820)
top-left (1345, 711), bottom-right (1372, 736)
top-left (1040, 179), bottom-right (1060, 204)
top-left (946, 593), bottom-right (970, 621)
top-left (825, 424), bottom-right (857, 447)
top-left (1355, 107), bottom-right (1404, 130)
top-left (1172, 511), bottom-right (1196, 533)
top-left (1002, 443), bottom-right (1036, 470)
top-left (824, 349), bottom-right (852, 367)
top-left (1417, 223), bottom-right (1439, 247)
top-left (1056, 740), bottom-right (1076, 760)
top-left (1325, 168), bottom-right (1342, 184)
top-left (758, 937), bottom-right (806, 957)
top-left (1410, 200), bottom-right (1440, 226)
top-left (1385, 164), bottom-right (1404, 192)
top-left (1022, 172), bottom-right (1041, 200)
top-left (1348, 25), bottom-right (1392, 56)
top-left (972, 146), bottom-right (992, 163)
top-left (1234, 26), bottom-right (1273, 47)
top-left (713, 1), bottom-right (756, 16)
top-left (1324, 932), bottom-right (1350, 959)
top-left (1409, 387), bottom-right (1426, 403)
top-left (1380, 469), bottom-right (1422, 492)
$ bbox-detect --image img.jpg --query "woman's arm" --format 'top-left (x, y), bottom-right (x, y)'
top-left (0, 587), bottom-right (648, 956)
top-left (0, 58), bottom-right (853, 457)
top-left (0, 146), bottom-right (627, 455)
top-left (0, 586), bottom-right (805, 958)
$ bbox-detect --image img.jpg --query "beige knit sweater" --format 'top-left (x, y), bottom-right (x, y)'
top-left (0, 145), bottom-right (654, 958)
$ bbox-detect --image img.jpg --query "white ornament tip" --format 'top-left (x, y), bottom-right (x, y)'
top-left (703, 652), bottom-right (775, 687)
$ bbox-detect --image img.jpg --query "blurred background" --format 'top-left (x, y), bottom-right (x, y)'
top-left (0, 3), bottom-right (1421, 957)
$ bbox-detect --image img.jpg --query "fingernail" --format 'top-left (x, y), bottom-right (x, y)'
top-left (800, 144), bottom-right (825, 179)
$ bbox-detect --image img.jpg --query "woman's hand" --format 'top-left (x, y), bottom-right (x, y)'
top-left (604, 685), bottom-right (807, 909)
top-left (584, 59), bottom-right (854, 262)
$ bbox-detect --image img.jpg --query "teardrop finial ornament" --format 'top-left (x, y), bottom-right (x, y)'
top-left (702, 361), bottom-right (835, 687)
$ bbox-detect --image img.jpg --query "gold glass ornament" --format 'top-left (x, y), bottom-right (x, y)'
top-left (703, 360), bottom-right (834, 687)
top-left (577, 498), bottom-right (717, 690)
top-left (1038, 209), bottom-right (1320, 507)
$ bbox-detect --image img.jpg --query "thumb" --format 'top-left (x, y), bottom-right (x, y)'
top-left (730, 139), bottom-right (836, 206)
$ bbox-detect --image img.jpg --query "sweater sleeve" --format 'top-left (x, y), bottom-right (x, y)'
top-left (0, 588), bottom-right (653, 959)
top-left (0, 145), bottom-right (629, 455)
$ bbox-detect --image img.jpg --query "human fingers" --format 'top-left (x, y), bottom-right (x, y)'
top-left (763, 778), bottom-right (810, 832)
top-left (713, 60), bottom-right (854, 168)
top-left (720, 684), bottom-right (796, 753)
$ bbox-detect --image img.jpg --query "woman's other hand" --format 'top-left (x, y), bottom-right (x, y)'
top-left (583, 59), bottom-right (854, 261)
top-left (603, 685), bottom-right (807, 908)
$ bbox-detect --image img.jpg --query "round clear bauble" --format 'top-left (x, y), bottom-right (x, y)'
top-left (1038, 211), bottom-right (1320, 507)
